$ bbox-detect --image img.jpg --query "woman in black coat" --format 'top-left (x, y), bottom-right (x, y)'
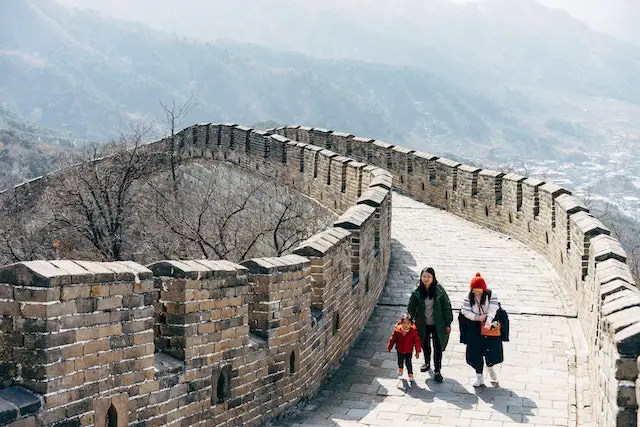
top-left (460, 273), bottom-right (504, 387)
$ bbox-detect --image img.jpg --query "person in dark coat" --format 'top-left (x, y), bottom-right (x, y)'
top-left (460, 272), bottom-right (504, 387)
top-left (407, 267), bottom-right (453, 383)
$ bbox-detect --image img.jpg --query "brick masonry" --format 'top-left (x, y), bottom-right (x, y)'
top-left (273, 125), bottom-right (640, 427)
top-left (0, 124), bottom-right (392, 426)
top-left (0, 121), bottom-right (638, 425)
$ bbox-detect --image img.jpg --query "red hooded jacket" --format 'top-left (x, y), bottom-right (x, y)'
top-left (387, 321), bottom-right (422, 354)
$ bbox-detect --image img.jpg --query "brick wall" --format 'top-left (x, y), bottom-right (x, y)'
top-left (0, 260), bottom-right (155, 426)
top-left (274, 125), bottom-right (640, 427)
top-left (0, 123), bottom-right (392, 426)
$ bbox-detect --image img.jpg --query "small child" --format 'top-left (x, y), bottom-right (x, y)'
top-left (387, 313), bottom-right (422, 381)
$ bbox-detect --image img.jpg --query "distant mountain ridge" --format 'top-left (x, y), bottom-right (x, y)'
top-left (1, 0), bottom-right (639, 167)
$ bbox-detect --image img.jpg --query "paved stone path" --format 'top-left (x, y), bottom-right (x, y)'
top-left (275, 193), bottom-right (579, 427)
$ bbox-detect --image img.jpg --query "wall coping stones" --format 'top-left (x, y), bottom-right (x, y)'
top-left (48, 260), bottom-right (97, 283)
top-left (436, 158), bottom-right (461, 167)
top-left (601, 279), bottom-right (638, 300)
top-left (319, 149), bottom-right (338, 158)
top-left (324, 227), bottom-right (351, 240)
top-left (458, 164), bottom-right (481, 173)
top-left (148, 260), bottom-right (210, 279)
top-left (335, 205), bottom-right (376, 230)
top-left (358, 187), bottom-right (388, 208)
top-left (197, 260), bottom-right (249, 280)
top-left (602, 293), bottom-right (640, 316)
top-left (370, 174), bottom-right (393, 190)
top-left (288, 141), bottom-right (307, 148)
top-left (503, 172), bottom-right (526, 182)
top-left (556, 194), bottom-right (588, 214)
top-left (9, 176), bottom-right (41, 192)
top-left (413, 151), bottom-right (438, 161)
top-left (603, 288), bottom-right (638, 306)
top-left (147, 259), bottom-right (245, 280)
top-left (392, 146), bottom-right (413, 154)
top-left (540, 182), bottom-right (570, 197)
top-left (234, 125), bottom-right (252, 132)
top-left (298, 126), bottom-right (313, 132)
top-left (352, 136), bottom-right (374, 143)
top-left (479, 169), bottom-right (505, 178)
top-left (572, 211), bottom-right (610, 236)
top-left (241, 254), bottom-right (310, 274)
top-left (73, 260), bottom-right (118, 282)
top-left (331, 131), bottom-right (353, 138)
top-left (606, 306), bottom-right (640, 333)
top-left (312, 127), bottom-right (331, 134)
top-left (348, 160), bottom-right (366, 169)
top-left (333, 156), bottom-right (352, 164)
top-left (293, 240), bottom-right (331, 257)
top-left (373, 140), bottom-right (393, 149)
top-left (592, 235), bottom-right (628, 263)
top-left (101, 261), bottom-right (152, 281)
top-left (0, 260), bottom-right (151, 287)
top-left (270, 134), bottom-right (289, 143)
top-left (597, 259), bottom-right (636, 286)
top-left (0, 387), bottom-right (41, 423)
top-left (523, 177), bottom-right (545, 187)
top-left (295, 228), bottom-right (351, 257)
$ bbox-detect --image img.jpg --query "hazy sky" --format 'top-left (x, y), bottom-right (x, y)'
top-left (55, 0), bottom-right (640, 44)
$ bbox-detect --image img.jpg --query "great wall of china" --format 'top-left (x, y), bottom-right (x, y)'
top-left (0, 123), bottom-right (637, 426)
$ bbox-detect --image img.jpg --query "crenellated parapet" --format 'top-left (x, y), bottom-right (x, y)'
top-left (2, 118), bottom-right (638, 426)
top-left (0, 122), bottom-right (392, 426)
top-left (272, 125), bottom-right (639, 427)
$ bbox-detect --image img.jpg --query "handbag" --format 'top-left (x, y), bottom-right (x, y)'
top-left (481, 320), bottom-right (502, 337)
top-left (478, 302), bottom-right (501, 337)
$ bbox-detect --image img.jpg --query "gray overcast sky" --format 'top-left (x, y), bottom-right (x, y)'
top-left (55, 0), bottom-right (640, 44)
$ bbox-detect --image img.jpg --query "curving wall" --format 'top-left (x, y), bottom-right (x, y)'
top-left (273, 125), bottom-right (640, 427)
top-left (0, 124), bottom-right (392, 426)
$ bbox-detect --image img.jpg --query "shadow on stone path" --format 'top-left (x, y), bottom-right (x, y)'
top-left (272, 193), bottom-right (576, 427)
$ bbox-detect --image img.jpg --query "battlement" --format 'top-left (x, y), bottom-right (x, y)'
top-left (0, 123), bottom-right (392, 426)
top-left (273, 125), bottom-right (639, 427)
top-left (1, 120), bottom-right (637, 426)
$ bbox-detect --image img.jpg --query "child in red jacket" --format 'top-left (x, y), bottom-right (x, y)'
top-left (387, 313), bottom-right (422, 381)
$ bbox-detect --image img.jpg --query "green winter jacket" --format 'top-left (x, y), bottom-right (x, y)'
top-left (407, 283), bottom-right (454, 351)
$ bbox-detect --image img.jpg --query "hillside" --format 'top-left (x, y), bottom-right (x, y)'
top-left (5, 0), bottom-right (640, 167)
top-left (0, 104), bottom-right (78, 189)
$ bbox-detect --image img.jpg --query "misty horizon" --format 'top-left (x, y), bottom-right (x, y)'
top-left (53, 0), bottom-right (640, 47)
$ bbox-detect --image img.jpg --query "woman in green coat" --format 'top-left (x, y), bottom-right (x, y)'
top-left (407, 267), bottom-right (454, 383)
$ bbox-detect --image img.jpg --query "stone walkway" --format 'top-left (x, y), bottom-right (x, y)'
top-left (275, 193), bottom-right (579, 427)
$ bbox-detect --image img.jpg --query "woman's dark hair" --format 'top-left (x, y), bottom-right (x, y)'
top-left (418, 267), bottom-right (438, 299)
top-left (468, 289), bottom-right (489, 306)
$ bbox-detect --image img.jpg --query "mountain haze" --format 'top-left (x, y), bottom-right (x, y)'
top-left (1, 0), bottom-right (640, 169)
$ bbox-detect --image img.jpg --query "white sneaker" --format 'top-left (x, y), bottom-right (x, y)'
top-left (486, 366), bottom-right (498, 382)
top-left (473, 374), bottom-right (485, 387)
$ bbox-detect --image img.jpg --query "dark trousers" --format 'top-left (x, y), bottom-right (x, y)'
top-left (396, 352), bottom-right (413, 375)
top-left (421, 325), bottom-right (442, 372)
top-left (466, 336), bottom-right (503, 374)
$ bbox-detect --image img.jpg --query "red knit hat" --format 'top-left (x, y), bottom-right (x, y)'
top-left (470, 272), bottom-right (487, 291)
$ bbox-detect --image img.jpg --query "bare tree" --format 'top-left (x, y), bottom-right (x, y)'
top-left (0, 113), bottom-right (334, 266)
top-left (49, 123), bottom-right (157, 261)
top-left (159, 93), bottom-right (197, 192)
top-left (141, 163), bottom-right (332, 263)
